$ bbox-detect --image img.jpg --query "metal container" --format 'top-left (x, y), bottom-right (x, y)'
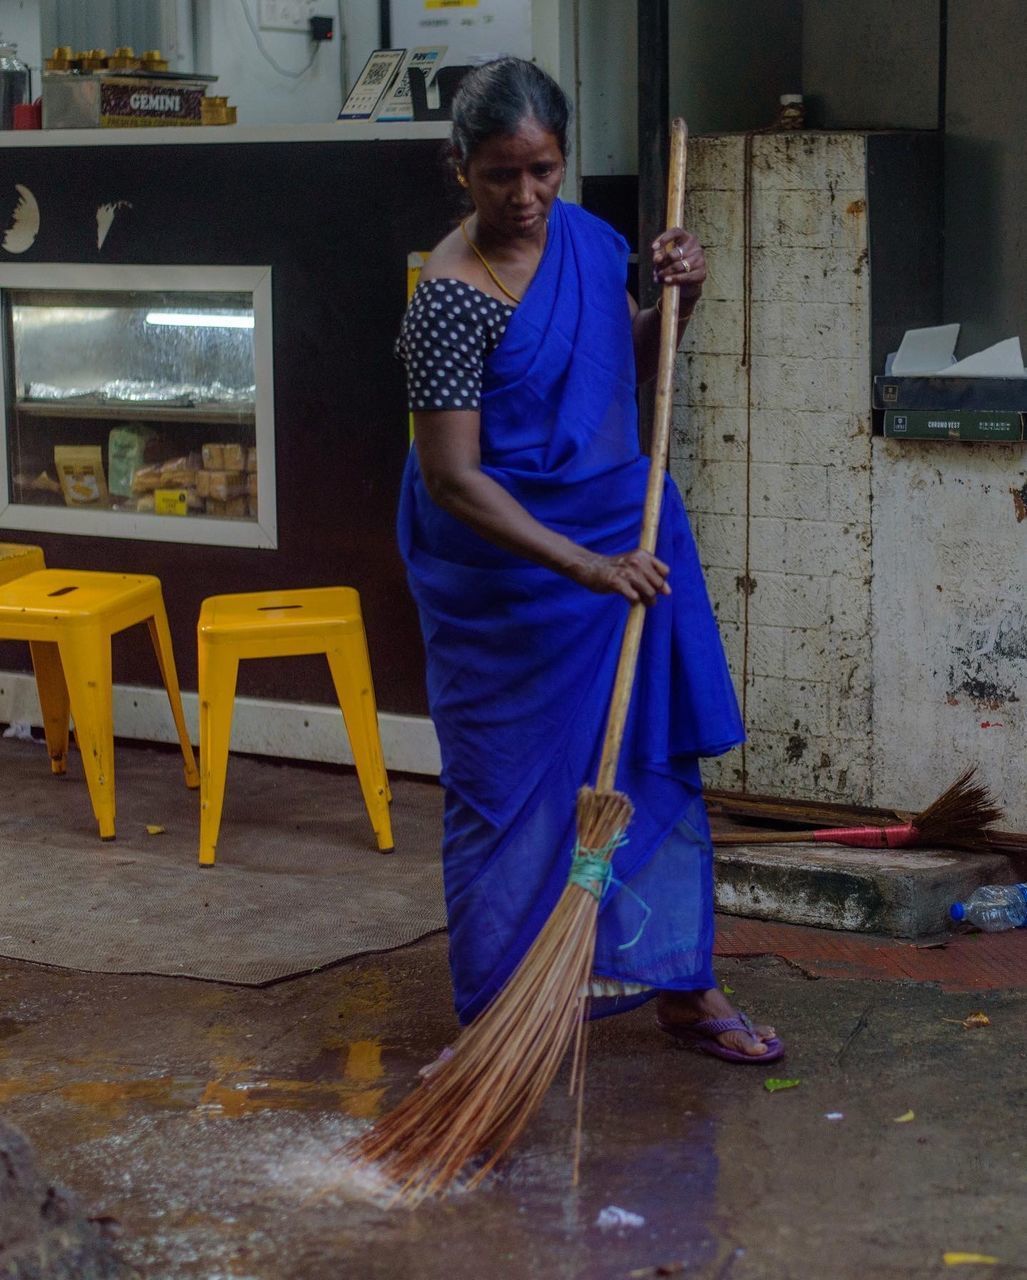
top-left (42, 70), bottom-right (216, 129)
top-left (0, 43), bottom-right (30, 130)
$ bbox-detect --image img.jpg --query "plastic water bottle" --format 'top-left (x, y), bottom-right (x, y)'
top-left (950, 883), bottom-right (1027, 931)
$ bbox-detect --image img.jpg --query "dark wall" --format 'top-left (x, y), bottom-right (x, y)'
top-left (801, 0), bottom-right (1027, 357)
top-left (867, 132), bottom-right (945, 381)
top-left (0, 137), bottom-right (457, 715)
top-left (802, 0), bottom-right (941, 130)
top-left (944, 0), bottom-right (1027, 354)
top-left (670, 0), bottom-right (804, 135)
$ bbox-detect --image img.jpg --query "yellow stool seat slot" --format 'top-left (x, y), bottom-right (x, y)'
top-left (0, 569), bottom-right (198, 839)
top-left (197, 586), bottom-right (393, 865)
top-left (0, 543), bottom-right (45, 586)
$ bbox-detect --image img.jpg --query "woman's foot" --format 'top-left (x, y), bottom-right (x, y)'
top-left (656, 988), bottom-right (780, 1059)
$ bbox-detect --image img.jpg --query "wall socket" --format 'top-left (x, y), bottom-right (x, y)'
top-left (258, 0), bottom-right (318, 32)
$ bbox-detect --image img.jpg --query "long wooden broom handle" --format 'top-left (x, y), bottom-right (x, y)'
top-left (595, 118), bottom-right (688, 794)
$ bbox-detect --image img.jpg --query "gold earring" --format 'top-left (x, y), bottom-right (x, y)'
top-left (457, 172), bottom-right (469, 188)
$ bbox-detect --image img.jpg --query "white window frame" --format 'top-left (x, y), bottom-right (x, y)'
top-left (0, 263), bottom-right (276, 550)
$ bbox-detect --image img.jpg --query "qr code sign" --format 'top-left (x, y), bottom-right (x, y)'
top-left (364, 60), bottom-right (391, 86)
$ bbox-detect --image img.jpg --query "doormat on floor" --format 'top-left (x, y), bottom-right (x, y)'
top-left (0, 737), bottom-right (446, 985)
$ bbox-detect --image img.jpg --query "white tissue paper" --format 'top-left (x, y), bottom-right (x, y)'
top-left (888, 324), bottom-right (1027, 378)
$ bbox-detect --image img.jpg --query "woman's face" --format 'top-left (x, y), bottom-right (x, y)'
top-left (464, 115), bottom-right (564, 241)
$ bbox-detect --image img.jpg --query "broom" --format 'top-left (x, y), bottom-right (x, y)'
top-left (712, 767), bottom-right (1002, 851)
top-left (346, 119), bottom-right (692, 1205)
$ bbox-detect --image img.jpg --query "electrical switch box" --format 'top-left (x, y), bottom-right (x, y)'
top-left (258, 0), bottom-right (318, 32)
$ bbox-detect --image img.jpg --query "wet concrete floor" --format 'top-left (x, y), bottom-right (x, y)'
top-left (2, 931), bottom-right (1025, 1279)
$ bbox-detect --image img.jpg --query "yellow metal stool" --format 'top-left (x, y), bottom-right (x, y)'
top-left (0, 569), bottom-right (199, 839)
top-left (0, 543), bottom-right (45, 585)
top-left (197, 587), bottom-right (394, 866)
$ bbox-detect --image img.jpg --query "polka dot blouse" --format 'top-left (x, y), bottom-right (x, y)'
top-left (396, 279), bottom-right (514, 411)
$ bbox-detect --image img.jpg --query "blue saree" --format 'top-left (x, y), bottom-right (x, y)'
top-left (397, 199), bottom-right (744, 1024)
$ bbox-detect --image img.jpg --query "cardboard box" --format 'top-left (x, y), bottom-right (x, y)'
top-left (875, 375), bottom-right (1027, 412)
top-left (883, 410), bottom-right (1025, 442)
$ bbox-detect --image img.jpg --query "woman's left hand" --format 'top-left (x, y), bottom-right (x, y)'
top-left (651, 228), bottom-right (706, 302)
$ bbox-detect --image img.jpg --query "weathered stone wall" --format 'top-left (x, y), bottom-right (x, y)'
top-left (675, 130), bottom-right (1027, 828)
top-left (673, 132), bottom-right (874, 802)
top-left (871, 444), bottom-right (1027, 825)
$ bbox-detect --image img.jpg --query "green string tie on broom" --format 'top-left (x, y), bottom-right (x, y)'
top-left (567, 833), bottom-right (625, 898)
top-left (568, 834), bottom-right (652, 951)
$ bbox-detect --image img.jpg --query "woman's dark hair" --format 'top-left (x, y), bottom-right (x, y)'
top-left (450, 57), bottom-right (572, 167)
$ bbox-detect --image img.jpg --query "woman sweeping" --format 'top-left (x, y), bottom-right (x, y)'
top-left (397, 57), bottom-right (783, 1064)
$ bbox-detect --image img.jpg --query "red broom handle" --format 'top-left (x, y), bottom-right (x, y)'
top-left (596, 119), bottom-right (688, 793)
top-left (714, 823), bottom-right (920, 848)
top-left (813, 824), bottom-right (919, 848)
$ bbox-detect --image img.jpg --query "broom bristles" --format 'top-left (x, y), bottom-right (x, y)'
top-left (714, 768), bottom-right (1003, 852)
top-left (345, 785), bottom-right (634, 1205)
top-left (911, 766), bottom-right (1003, 848)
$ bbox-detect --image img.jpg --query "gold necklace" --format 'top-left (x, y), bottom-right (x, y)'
top-left (460, 217), bottom-right (539, 304)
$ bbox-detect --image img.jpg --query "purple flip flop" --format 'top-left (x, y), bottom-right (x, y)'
top-left (657, 1012), bottom-right (785, 1064)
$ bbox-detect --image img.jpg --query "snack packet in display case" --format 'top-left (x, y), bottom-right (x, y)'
top-left (108, 426), bottom-right (156, 498)
top-left (54, 446), bottom-right (110, 507)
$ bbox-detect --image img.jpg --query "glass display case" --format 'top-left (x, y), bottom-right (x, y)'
top-left (0, 264), bottom-right (275, 548)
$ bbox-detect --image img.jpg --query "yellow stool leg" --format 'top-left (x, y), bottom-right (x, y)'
top-left (198, 642), bottom-right (239, 866)
top-left (58, 627), bottom-right (116, 840)
top-left (29, 640), bottom-right (70, 775)
top-left (326, 634), bottom-right (394, 852)
top-left (146, 605), bottom-right (199, 789)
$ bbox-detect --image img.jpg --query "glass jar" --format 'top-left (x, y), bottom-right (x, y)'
top-left (0, 43), bottom-right (30, 130)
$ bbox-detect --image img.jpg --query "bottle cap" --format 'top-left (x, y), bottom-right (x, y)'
top-left (949, 902), bottom-right (966, 921)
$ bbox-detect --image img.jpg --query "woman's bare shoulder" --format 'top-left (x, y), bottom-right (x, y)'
top-left (420, 227), bottom-right (478, 286)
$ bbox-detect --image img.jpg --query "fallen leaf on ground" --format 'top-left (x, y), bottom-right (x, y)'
top-left (721, 984), bottom-right (734, 996)
top-left (893, 1110), bottom-right (915, 1123)
top-left (145, 824), bottom-right (166, 836)
top-left (943, 1252), bottom-right (1000, 1266)
top-left (764, 1078), bottom-right (800, 1093)
top-left (942, 1012), bottom-right (991, 1030)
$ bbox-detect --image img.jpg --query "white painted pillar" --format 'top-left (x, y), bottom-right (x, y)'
top-left (531, 0), bottom-right (581, 203)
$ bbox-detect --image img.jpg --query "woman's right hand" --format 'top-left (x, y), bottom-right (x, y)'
top-left (572, 549), bottom-right (671, 605)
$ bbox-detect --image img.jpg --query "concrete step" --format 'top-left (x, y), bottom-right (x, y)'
top-left (713, 841), bottom-right (1015, 938)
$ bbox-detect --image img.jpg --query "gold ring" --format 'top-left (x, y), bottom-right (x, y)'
top-left (681, 257), bottom-right (691, 274)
